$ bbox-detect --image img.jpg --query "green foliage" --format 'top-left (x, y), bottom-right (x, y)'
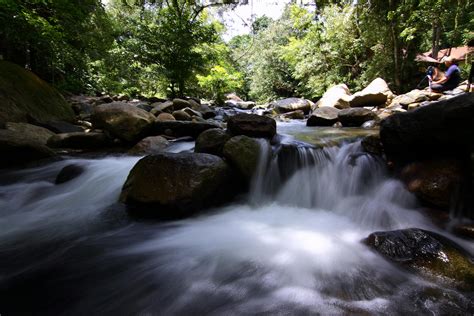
top-left (197, 65), bottom-right (243, 104)
top-left (0, 0), bottom-right (114, 92)
top-left (2, 0), bottom-right (471, 99)
top-left (229, 7), bottom-right (299, 102)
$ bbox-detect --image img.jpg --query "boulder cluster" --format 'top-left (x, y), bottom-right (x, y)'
top-left (120, 113), bottom-right (275, 219)
top-left (228, 78), bottom-right (467, 130)
top-left (377, 93), bottom-right (474, 223)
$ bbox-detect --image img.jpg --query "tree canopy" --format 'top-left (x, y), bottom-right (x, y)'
top-left (0, 0), bottom-right (472, 99)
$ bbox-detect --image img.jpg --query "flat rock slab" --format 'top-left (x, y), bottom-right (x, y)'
top-left (271, 98), bottom-right (311, 114)
top-left (227, 114), bottom-right (276, 139)
top-left (338, 108), bottom-right (377, 127)
top-left (307, 106), bottom-right (340, 126)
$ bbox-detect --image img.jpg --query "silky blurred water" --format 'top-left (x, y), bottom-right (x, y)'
top-left (0, 129), bottom-right (472, 315)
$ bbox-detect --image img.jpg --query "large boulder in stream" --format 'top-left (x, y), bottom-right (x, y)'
top-left (5, 122), bottom-right (55, 145)
top-left (365, 228), bottom-right (474, 290)
top-left (223, 136), bottom-right (267, 182)
top-left (227, 114), bottom-right (276, 139)
top-left (120, 152), bottom-right (235, 218)
top-left (91, 102), bottom-right (156, 143)
top-left (0, 61), bottom-right (75, 123)
top-left (0, 129), bottom-right (56, 168)
top-left (338, 108), bottom-right (378, 127)
top-left (349, 78), bottom-right (392, 108)
top-left (307, 106), bottom-right (340, 126)
top-left (271, 98), bottom-right (312, 114)
top-left (380, 93), bottom-right (474, 161)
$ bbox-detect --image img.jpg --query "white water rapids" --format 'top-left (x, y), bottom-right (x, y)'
top-left (0, 135), bottom-right (472, 315)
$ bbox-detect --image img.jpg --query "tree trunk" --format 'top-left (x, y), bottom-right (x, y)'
top-left (390, 24), bottom-right (401, 91)
top-left (431, 18), bottom-right (441, 59)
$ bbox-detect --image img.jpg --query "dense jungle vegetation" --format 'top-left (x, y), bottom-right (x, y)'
top-left (0, 0), bottom-right (472, 101)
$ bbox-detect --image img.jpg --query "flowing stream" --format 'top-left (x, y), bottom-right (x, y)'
top-left (0, 126), bottom-right (473, 315)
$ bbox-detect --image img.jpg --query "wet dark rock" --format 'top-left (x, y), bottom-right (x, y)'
top-left (47, 132), bottom-right (112, 149)
top-left (128, 136), bottom-right (169, 155)
top-left (400, 159), bottom-right (467, 209)
top-left (453, 223), bottom-right (474, 239)
top-left (0, 129), bottom-right (56, 168)
top-left (380, 93), bottom-right (474, 161)
top-left (195, 128), bottom-right (230, 156)
top-left (150, 121), bottom-right (220, 139)
top-left (271, 98), bottom-right (312, 114)
top-left (120, 152), bottom-right (235, 218)
top-left (91, 102), bottom-right (156, 143)
top-left (55, 164), bottom-right (85, 184)
top-left (338, 108), bottom-right (378, 127)
top-left (38, 120), bottom-right (85, 134)
top-left (227, 114), bottom-right (276, 139)
top-left (365, 228), bottom-right (474, 290)
top-left (223, 135), bottom-right (265, 181)
top-left (307, 107), bottom-right (340, 126)
top-left (361, 135), bottom-right (383, 156)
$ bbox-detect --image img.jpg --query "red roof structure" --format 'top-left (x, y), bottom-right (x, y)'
top-left (415, 46), bottom-right (473, 63)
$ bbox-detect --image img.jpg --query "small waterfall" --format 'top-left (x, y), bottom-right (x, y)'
top-left (249, 140), bottom-right (424, 231)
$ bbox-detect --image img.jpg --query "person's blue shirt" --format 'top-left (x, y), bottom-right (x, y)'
top-left (444, 64), bottom-right (461, 89)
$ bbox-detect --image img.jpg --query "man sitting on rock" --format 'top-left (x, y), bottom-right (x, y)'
top-left (431, 56), bottom-right (461, 92)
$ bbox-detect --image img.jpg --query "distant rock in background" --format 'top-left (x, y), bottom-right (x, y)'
top-left (349, 78), bottom-right (393, 108)
top-left (271, 98), bottom-right (312, 114)
top-left (91, 102), bottom-right (156, 143)
top-left (307, 106), bottom-right (340, 126)
top-left (315, 84), bottom-right (352, 109)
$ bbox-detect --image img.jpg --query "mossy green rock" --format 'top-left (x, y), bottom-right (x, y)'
top-left (223, 135), bottom-right (265, 181)
top-left (366, 228), bottom-right (474, 291)
top-left (0, 61), bottom-right (74, 123)
top-left (195, 128), bottom-right (230, 156)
